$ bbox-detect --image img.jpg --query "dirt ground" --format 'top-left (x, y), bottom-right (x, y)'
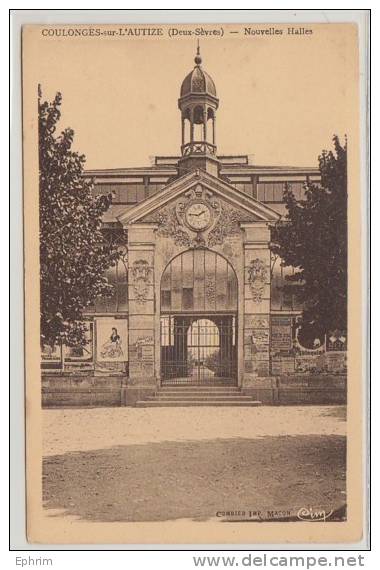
top-left (43, 406), bottom-right (346, 523)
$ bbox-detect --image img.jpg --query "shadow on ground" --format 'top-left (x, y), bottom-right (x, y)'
top-left (317, 407), bottom-right (347, 421)
top-left (43, 434), bottom-right (346, 522)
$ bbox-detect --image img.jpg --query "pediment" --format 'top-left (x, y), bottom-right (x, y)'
top-left (117, 169), bottom-right (280, 227)
top-left (117, 170), bottom-right (280, 249)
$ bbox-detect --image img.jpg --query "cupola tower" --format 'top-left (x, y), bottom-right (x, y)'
top-left (178, 45), bottom-right (220, 176)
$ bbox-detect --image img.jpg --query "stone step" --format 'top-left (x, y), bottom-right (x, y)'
top-left (135, 384), bottom-right (261, 407)
top-left (153, 391), bottom-right (245, 395)
top-left (160, 386), bottom-right (239, 391)
top-left (149, 394), bottom-right (253, 401)
top-left (156, 387), bottom-right (241, 393)
top-left (135, 400), bottom-right (262, 408)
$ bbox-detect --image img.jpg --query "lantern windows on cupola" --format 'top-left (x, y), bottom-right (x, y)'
top-left (178, 45), bottom-right (220, 176)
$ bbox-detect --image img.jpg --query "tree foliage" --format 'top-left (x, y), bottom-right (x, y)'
top-left (271, 136), bottom-right (347, 340)
top-left (39, 87), bottom-right (122, 347)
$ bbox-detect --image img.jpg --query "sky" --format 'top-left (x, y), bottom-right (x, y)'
top-left (30, 24), bottom-right (358, 170)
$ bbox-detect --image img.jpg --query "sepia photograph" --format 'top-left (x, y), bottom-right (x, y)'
top-left (21, 20), bottom-right (364, 545)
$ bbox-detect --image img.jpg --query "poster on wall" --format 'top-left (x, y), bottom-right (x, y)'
top-left (271, 316), bottom-right (293, 352)
top-left (96, 318), bottom-right (128, 363)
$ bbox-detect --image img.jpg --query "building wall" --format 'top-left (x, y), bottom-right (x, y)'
top-left (42, 162), bottom-right (348, 407)
top-left (124, 207), bottom-right (276, 389)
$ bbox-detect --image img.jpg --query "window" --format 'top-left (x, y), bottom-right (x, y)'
top-left (258, 182), bottom-right (283, 202)
top-left (257, 181), bottom-right (307, 202)
top-left (161, 250), bottom-right (238, 313)
top-left (93, 257), bottom-right (128, 313)
top-left (94, 184), bottom-right (145, 204)
top-left (182, 288), bottom-right (194, 310)
top-left (271, 257), bottom-right (303, 311)
top-left (161, 290), bottom-right (172, 311)
top-left (118, 184), bottom-right (145, 203)
top-left (273, 183), bottom-right (284, 202)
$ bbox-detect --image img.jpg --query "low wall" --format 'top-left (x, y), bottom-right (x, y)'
top-left (42, 375), bottom-right (126, 407)
top-left (42, 373), bottom-right (346, 407)
top-left (242, 374), bottom-right (347, 405)
top-left (42, 375), bottom-right (157, 408)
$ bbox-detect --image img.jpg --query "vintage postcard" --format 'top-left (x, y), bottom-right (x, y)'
top-left (22, 21), bottom-right (365, 545)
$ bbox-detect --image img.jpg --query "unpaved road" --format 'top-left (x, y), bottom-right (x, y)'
top-left (43, 406), bottom-right (346, 522)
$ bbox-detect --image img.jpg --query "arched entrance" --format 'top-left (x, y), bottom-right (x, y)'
top-left (160, 249), bottom-right (238, 386)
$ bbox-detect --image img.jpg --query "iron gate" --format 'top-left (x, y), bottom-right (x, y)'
top-left (160, 315), bottom-right (237, 385)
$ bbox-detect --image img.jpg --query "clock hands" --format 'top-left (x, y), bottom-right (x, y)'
top-left (189, 210), bottom-right (207, 217)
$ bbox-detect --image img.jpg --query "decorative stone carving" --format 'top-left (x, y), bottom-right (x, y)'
top-left (251, 329), bottom-right (270, 349)
top-left (245, 315), bottom-right (270, 329)
top-left (154, 185), bottom-right (222, 248)
top-left (207, 204), bottom-right (241, 247)
top-left (221, 239), bottom-right (241, 261)
top-left (145, 184), bottom-right (258, 249)
top-left (205, 274), bottom-right (216, 304)
top-left (247, 258), bottom-right (268, 303)
top-left (155, 206), bottom-right (192, 246)
top-left (131, 259), bottom-right (152, 304)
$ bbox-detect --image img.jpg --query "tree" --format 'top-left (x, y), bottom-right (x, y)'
top-left (271, 136), bottom-right (347, 342)
top-left (39, 87), bottom-right (122, 348)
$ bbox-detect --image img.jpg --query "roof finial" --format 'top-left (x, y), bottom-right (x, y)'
top-left (194, 40), bottom-right (202, 65)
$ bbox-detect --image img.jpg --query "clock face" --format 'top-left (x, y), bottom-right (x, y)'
top-left (185, 202), bottom-right (212, 231)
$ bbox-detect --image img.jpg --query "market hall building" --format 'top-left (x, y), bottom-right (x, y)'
top-left (42, 49), bottom-right (347, 406)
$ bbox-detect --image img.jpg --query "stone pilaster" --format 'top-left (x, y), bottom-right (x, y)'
top-left (127, 224), bottom-right (157, 386)
top-left (241, 222), bottom-right (271, 383)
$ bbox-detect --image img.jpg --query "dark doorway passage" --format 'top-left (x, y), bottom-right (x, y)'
top-left (160, 314), bottom-right (237, 385)
top-left (160, 249), bottom-right (238, 386)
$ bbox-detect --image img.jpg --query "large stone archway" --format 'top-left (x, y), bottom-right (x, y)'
top-left (160, 249), bottom-right (238, 385)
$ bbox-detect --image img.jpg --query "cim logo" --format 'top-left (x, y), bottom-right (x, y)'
top-left (297, 506), bottom-right (333, 522)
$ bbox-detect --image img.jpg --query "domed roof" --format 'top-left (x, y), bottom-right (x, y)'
top-left (180, 49), bottom-right (217, 98)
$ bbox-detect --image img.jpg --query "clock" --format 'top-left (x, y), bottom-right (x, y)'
top-left (185, 202), bottom-right (212, 231)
